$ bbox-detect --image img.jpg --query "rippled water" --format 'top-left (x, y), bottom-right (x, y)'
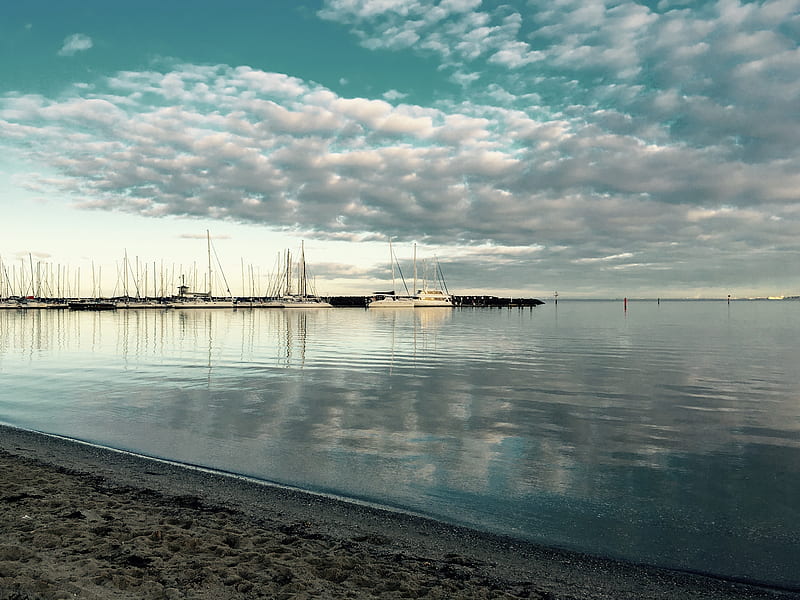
top-left (1, 301), bottom-right (799, 587)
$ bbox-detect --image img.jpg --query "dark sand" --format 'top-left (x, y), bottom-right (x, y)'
top-left (1, 425), bottom-right (797, 600)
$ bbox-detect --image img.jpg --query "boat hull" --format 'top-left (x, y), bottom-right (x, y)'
top-left (280, 300), bottom-right (332, 308)
top-left (166, 301), bottom-right (236, 309)
top-left (412, 290), bottom-right (454, 307)
top-left (368, 296), bottom-right (415, 308)
top-left (69, 301), bottom-right (117, 311)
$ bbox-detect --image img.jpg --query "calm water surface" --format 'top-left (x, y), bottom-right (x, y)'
top-left (1, 301), bottom-right (799, 587)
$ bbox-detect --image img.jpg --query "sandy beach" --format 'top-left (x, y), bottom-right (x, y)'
top-left (1, 424), bottom-right (797, 600)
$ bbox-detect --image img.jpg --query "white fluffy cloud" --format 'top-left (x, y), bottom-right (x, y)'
top-left (57, 33), bottom-right (93, 56)
top-left (319, 0), bottom-right (800, 158)
top-left (1, 63), bottom-right (797, 260)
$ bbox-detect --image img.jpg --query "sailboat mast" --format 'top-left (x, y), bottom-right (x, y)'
top-left (207, 230), bottom-right (212, 297)
top-left (300, 241), bottom-right (306, 297)
top-left (413, 243), bottom-right (417, 295)
top-left (29, 254), bottom-right (35, 297)
top-left (389, 238), bottom-right (395, 294)
top-left (285, 248), bottom-right (292, 296)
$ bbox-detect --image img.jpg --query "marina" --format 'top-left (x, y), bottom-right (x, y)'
top-left (0, 236), bottom-right (481, 310)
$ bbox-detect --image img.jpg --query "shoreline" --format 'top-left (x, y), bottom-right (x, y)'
top-left (1, 424), bottom-right (797, 599)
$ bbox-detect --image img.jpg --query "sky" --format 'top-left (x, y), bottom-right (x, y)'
top-left (1, 0), bottom-right (799, 299)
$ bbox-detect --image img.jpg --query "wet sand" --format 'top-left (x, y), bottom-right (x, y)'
top-left (1, 424), bottom-right (797, 600)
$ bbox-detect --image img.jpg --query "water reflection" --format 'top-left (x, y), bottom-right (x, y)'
top-left (1, 304), bottom-right (799, 587)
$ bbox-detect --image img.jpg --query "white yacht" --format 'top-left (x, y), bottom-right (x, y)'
top-left (167, 298), bottom-right (235, 308)
top-left (409, 243), bottom-right (454, 307)
top-left (368, 292), bottom-right (415, 308)
top-left (412, 289), bottom-right (454, 307)
top-left (280, 297), bottom-right (332, 308)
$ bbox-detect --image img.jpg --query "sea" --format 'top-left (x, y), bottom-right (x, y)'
top-left (1, 300), bottom-right (798, 589)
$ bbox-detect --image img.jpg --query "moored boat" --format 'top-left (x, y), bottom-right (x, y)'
top-left (236, 298), bottom-right (283, 308)
top-left (167, 300), bottom-right (235, 308)
top-left (412, 288), bottom-right (454, 307)
top-left (165, 231), bottom-right (235, 308)
top-left (368, 239), bottom-right (414, 308)
top-left (279, 296), bottom-right (333, 308)
top-left (68, 300), bottom-right (117, 311)
top-left (276, 242), bottom-right (331, 308)
top-left (410, 244), bottom-right (453, 307)
top-left (368, 292), bottom-right (415, 308)
top-left (165, 291), bottom-right (235, 309)
top-left (17, 298), bottom-right (64, 309)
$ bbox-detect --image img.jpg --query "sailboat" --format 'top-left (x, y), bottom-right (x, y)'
top-left (167, 231), bottom-right (235, 308)
top-left (279, 242), bottom-right (332, 308)
top-left (369, 238), bottom-right (414, 308)
top-left (412, 289), bottom-right (454, 306)
top-left (411, 244), bottom-right (454, 307)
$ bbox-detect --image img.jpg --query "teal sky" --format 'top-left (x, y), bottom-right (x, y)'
top-left (1, 0), bottom-right (799, 298)
top-left (1, 2), bottom-right (448, 106)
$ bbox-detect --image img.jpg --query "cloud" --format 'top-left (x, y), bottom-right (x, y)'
top-left (382, 89), bottom-right (408, 101)
top-left (318, 0), bottom-right (800, 143)
top-left (1, 62), bottom-right (798, 260)
top-left (57, 33), bottom-right (93, 57)
top-left (319, 0), bottom-right (531, 67)
top-left (573, 252), bottom-right (636, 264)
